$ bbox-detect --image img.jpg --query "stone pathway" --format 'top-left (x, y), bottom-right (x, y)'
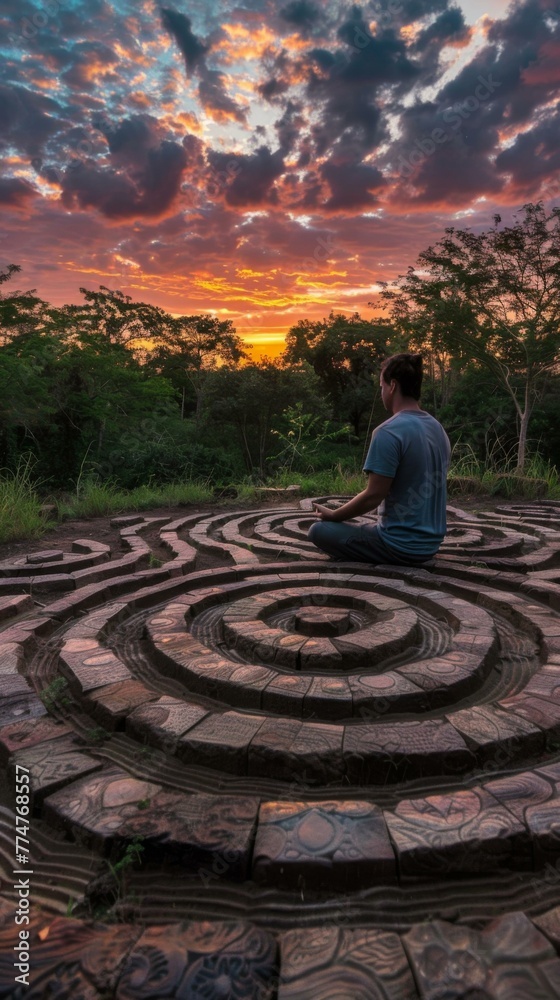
top-left (1, 501), bottom-right (560, 996)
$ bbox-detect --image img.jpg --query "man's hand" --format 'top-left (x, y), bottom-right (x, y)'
top-left (313, 503), bottom-right (339, 521)
top-left (311, 472), bottom-right (393, 523)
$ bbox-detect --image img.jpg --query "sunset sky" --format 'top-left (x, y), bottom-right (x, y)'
top-left (1, 0), bottom-right (559, 357)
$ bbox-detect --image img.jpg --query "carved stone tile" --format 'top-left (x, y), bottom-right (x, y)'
top-left (119, 792), bottom-right (260, 879)
top-left (349, 671), bottom-right (427, 716)
top-left (278, 926), bottom-right (418, 999)
top-left (533, 906), bottom-right (560, 951)
top-left (261, 671), bottom-right (312, 713)
top-left (116, 920), bottom-right (278, 1000)
top-left (177, 711), bottom-right (266, 774)
top-left (43, 766), bottom-right (162, 852)
top-left (83, 679), bottom-right (159, 730)
top-left (9, 736), bottom-right (104, 804)
top-left (59, 645), bottom-right (132, 694)
top-left (484, 770), bottom-right (556, 825)
top-left (253, 799), bottom-right (396, 890)
top-left (525, 795), bottom-right (560, 866)
top-left (447, 704), bottom-right (545, 762)
top-left (344, 719), bottom-right (473, 782)
top-left (0, 716), bottom-right (70, 765)
top-left (126, 696), bottom-right (210, 753)
top-left (0, 675), bottom-right (46, 728)
top-left (248, 716), bottom-right (303, 779)
top-left (0, 915), bottom-right (140, 999)
top-left (289, 721), bottom-right (345, 784)
top-left (404, 912), bottom-right (560, 1000)
top-left (498, 692), bottom-right (560, 744)
top-left (384, 785), bottom-right (531, 876)
top-left (302, 674), bottom-right (353, 720)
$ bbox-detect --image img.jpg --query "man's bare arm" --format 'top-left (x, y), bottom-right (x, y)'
top-left (313, 472), bottom-right (393, 522)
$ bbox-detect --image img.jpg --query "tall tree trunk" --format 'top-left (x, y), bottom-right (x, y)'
top-left (517, 407), bottom-right (530, 471)
top-left (516, 381), bottom-right (532, 471)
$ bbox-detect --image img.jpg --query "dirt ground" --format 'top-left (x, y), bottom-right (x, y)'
top-left (0, 494), bottom-right (528, 564)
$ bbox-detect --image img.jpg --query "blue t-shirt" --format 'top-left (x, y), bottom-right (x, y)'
top-left (363, 410), bottom-right (451, 557)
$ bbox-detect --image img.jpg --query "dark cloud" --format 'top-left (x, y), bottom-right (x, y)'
top-left (160, 8), bottom-right (209, 75)
top-left (60, 138), bottom-right (188, 219)
top-left (413, 7), bottom-right (468, 50)
top-left (0, 84), bottom-right (64, 157)
top-left (320, 157), bottom-right (385, 210)
top-left (198, 68), bottom-right (247, 122)
top-left (0, 177), bottom-right (37, 207)
top-left (279, 0), bottom-right (322, 33)
top-left (207, 146), bottom-right (285, 206)
top-left (495, 105), bottom-right (560, 192)
top-left (258, 77), bottom-right (292, 101)
top-left (274, 101), bottom-right (306, 154)
top-left (103, 115), bottom-right (161, 157)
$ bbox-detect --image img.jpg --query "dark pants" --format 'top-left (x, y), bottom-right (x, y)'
top-left (307, 520), bottom-right (433, 565)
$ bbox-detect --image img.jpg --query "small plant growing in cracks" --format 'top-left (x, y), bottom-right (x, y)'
top-left (39, 676), bottom-right (72, 712)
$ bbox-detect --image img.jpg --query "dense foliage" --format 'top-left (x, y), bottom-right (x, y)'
top-left (1, 204), bottom-right (558, 493)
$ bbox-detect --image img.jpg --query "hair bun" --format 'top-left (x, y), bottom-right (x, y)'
top-left (411, 353), bottom-right (423, 367)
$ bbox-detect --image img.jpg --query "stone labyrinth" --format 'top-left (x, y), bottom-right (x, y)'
top-left (2, 499), bottom-right (560, 996)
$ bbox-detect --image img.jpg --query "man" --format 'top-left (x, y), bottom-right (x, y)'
top-left (308, 352), bottom-right (450, 564)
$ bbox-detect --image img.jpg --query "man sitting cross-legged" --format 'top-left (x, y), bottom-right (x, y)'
top-left (308, 352), bottom-right (451, 565)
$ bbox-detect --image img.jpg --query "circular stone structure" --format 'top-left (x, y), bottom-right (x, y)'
top-left (294, 607), bottom-right (352, 636)
top-left (2, 501), bottom-right (560, 997)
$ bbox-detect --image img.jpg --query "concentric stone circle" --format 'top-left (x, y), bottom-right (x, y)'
top-left (2, 502), bottom-right (560, 996)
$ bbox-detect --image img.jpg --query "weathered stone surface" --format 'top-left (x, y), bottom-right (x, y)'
top-left (43, 767), bottom-right (162, 852)
top-left (83, 679), bottom-right (159, 730)
top-left (294, 607), bottom-right (352, 636)
top-left (0, 593), bottom-right (34, 621)
top-left (247, 716), bottom-right (303, 779)
top-left (0, 675), bottom-right (46, 727)
top-left (349, 670), bottom-right (428, 716)
top-left (447, 704), bottom-right (545, 762)
top-left (344, 719), bottom-right (473, 782)
top-left (289, 721), bottom-right (345, 784)
top-left (26, 549), bottom-right (64, 564)
top-left (253, 799), bottom-right (396, 890)
top-left (177, 711), bottom-right (266, 774)
top-left (10, 736), bottom-right (104, 803)
top-left (278, 926), bottom-right (418, 999)
top-left (385, 786), bottom-right (531, 876)
top-left (59, 643), bottom-right (132, 694)
top-left (533, 906), bottom-right (560, 951)
top-left (484, 770), bottom-right (556, 826)
top-left (126, 696), bottom-right (210, 753)
top-left (117, 792), bottom-right (260, 879)
top-left (0, 915), bottom-right (140, 998)
top-left (261, 671), bottom-right (312, 713)
top-left (404, 912), bottom-right (560, 1000)
top-left (116, 921), bottom-right (278, 1000)
top-left (0, 716), bottom-right (71, 764)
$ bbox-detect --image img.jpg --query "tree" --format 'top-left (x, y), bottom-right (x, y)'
top-left (205, 361), bottom-right (327, 477)
top-left (0, 264), bottom-right (49, 344)
top-left (282, 312), bottom-right (398, 435)
top-left (384, 204), bottom-right (560, 469)
top-left (147, 314), bottom-right (248, 424)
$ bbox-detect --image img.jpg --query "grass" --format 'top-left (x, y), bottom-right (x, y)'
top-left (58, 477), bottom-right (215, 519)
top-left (0, 458), bottom-right (50, 544)
top-left (0, 451), bottom-right (559, 546)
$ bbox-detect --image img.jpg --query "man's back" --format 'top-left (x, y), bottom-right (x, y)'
top-left (364, 410), bottom-right (451, 557)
